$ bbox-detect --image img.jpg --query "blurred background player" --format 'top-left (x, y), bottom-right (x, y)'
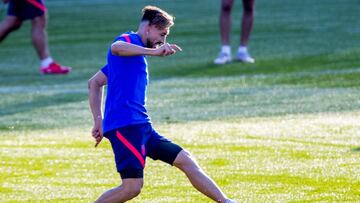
top-left (0, 0), bottom-right (71, 74)
top-left (214, 0), bottom-right (255, 64)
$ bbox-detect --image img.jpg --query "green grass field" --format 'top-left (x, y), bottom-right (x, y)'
top-left (1, 0), bottom-right (360, 202)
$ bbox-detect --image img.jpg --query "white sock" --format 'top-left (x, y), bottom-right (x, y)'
top-left (40, 57), bottom-right (54, 68)
top-left (238, 46), bottom-right (248, 53)
top-left (221, 45), bottom-right (231, 55)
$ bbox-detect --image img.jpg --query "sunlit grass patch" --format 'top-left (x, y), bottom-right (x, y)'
top-left (1, 112), bottom-right (359, 202)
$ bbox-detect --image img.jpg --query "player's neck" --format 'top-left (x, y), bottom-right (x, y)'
top-left (137, 22), bottom-right (148, 46)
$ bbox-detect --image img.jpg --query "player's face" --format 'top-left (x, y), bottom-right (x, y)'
top-left (146, 25), bottom-right (169, 48)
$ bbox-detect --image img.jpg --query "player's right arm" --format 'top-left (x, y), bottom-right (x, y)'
top-left (111, 41), bottom-right (182, 57)
top-left (88, 71), bottom-right (107, 147)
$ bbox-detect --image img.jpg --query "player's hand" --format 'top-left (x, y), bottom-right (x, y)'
top-left (92, 119), bottom-right (103, 148)
top-left (153, 43), bottom-right (182, 56)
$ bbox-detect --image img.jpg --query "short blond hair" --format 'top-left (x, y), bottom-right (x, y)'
top-left (141, 6), bottom-right (174, 29)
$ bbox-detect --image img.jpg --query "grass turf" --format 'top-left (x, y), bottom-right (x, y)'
top-left (0, 0), bottom-right (359, 202)
top-left (1, 113), bottom-right (359, 202)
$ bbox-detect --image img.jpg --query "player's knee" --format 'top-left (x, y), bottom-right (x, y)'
top-left (122, 181), bottom-right (143, 198)
top-left (125, 186), bottom-right (142, 198)
top-left (221, 0), bottom-right (233, 12)
top-left (243, 4), bottom-right (254, 14)
top-left (32, 15), bottom-right (47, 29)
top-left (174, 150), bottom-right (199, 169)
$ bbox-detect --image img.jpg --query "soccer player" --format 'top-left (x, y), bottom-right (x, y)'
top-left (214, 0), bottom-right (255, 64)
top-left (0, 0), bottom-right (71, 74)
top-left (88, 5), bottom-right (236, 203)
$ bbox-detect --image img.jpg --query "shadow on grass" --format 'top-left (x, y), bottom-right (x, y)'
top-left (351, 147), bottom-right (360, 152)
top-left (0, 68), bottom-right (95, 87)
top-left (0, 92), bottom-right (87, 117)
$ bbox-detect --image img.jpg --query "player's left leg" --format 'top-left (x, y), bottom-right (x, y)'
top-left (240, 0), bottom-right (255, 47)
top-left (147, 126), bottom-right (236, 202)
top-left (146, 126), bottom-right (234, 203)
top-left (173, 150), bottom-right (235, 203)
top-left (237, 0), bottom-right (255, 63)
top-left (32, 14), bottom-right (71, 74)
top-left (31, 14), bottom-right (49, 60)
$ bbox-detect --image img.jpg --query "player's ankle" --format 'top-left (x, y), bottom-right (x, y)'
top-left (237, 45), bottom-right (248, 54)
top-left (40, 57), bottom-right (54, 68)
top-left (221, 45), bottom-right (231, 55)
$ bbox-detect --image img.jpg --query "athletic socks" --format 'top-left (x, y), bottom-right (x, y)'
top-left (221, 45), bottom-right (231, 55)
top-left (40, 57), bottom-right (54, 68)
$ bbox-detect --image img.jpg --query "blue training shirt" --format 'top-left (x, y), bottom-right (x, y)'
top-left (101, 31), bottom-right (151, 133)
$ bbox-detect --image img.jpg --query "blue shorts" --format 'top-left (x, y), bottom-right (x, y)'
top-left (8, 0), bottom-right (46, 21)
top-left (104, 123), bottom-right (183, 179)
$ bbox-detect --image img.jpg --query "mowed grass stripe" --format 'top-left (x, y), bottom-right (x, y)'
top-left (1, 75), bottom-right (359, 131)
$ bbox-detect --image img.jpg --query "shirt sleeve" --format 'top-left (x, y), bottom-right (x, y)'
top-left (114, 35), bottom-right (131, 44)
top-left (101, 64), bottom-right (108, 77)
